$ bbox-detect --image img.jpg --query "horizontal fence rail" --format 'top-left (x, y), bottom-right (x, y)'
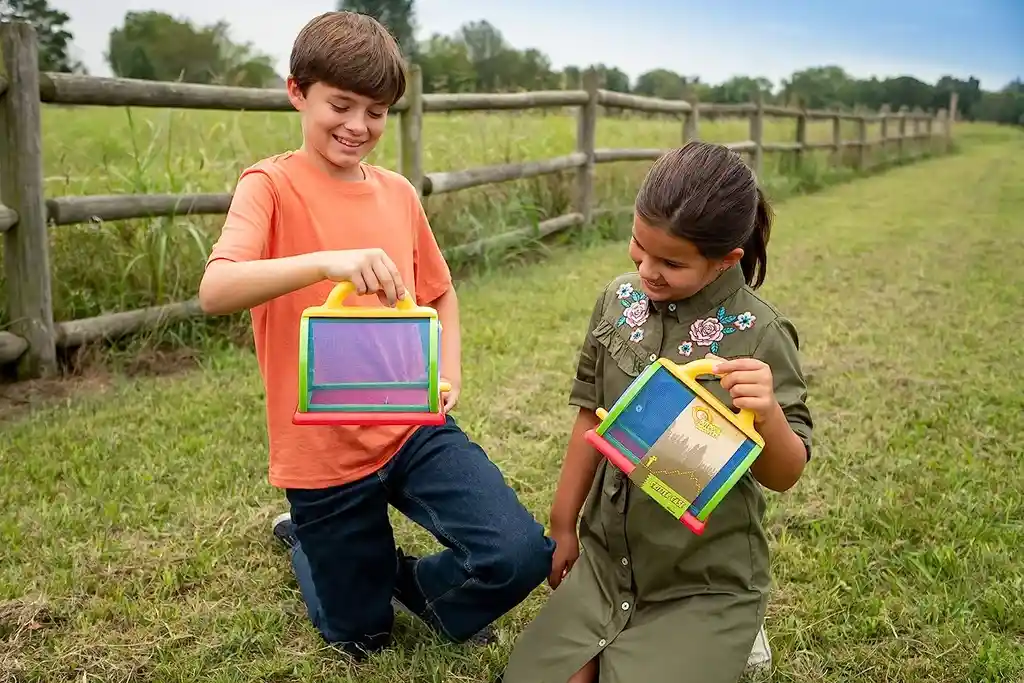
top-left (0, 20), bottom-right (958, 379)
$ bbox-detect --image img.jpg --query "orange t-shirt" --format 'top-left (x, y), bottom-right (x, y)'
top-left (206, 150), bottom-right (452, 489)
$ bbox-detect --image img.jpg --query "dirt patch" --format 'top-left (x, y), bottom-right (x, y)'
top-left (0, 345), bottom-right (203, 425)
top-left (0, 596), bottom-right (62, 643)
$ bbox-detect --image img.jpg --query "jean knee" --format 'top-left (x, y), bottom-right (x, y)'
top-left (484, 527), bottom-right (554, 594)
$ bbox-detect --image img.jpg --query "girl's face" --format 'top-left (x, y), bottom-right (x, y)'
top-left (629, 215), bottom-right (742, 302)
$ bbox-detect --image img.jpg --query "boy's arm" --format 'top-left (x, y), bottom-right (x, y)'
top-left (410, 185), bottom-right (459, 409)
top-left (200, 171), bottom-right (405, 315)
top-left (431, 287), bottom-right (461, 412)
top-left (200, 170), bottom-right (320, 315)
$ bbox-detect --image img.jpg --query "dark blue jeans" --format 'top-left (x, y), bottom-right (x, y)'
top-left (285, 416), bottom-right (555, 656)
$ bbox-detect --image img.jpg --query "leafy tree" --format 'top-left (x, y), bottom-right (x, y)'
top-left (338, 0), bottom-right (416, 57)
top-left (633, 69), bottom-right (687, 100)
top-left (0, 0), bottom-right (85, 72)
top-left (417, 33), bottom-right (475, 92)
top-left (106, 11), bottom-right (277, 87)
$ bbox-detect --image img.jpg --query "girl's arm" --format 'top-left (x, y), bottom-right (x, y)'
top-left (712, 316), bottom-right (814, 493)
top-left (748, 403), bottom-right (807, 491)
top-left (549, 408), bottom-right (603, 533)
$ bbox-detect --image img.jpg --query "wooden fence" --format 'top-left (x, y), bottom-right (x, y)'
top-left (0, 20), bottom-right (958, 380)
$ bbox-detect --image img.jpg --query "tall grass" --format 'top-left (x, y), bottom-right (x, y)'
top-left (0, 104), bottom-right (944, 352)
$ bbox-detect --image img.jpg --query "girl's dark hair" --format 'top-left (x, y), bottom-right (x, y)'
top-left (634, 141), bottom-right (773, 289)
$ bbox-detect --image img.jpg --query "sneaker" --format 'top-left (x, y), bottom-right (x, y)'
top-left (271, 511), bottom-right (298, 550)
top-left (746, 624), bottom-right (772, 672)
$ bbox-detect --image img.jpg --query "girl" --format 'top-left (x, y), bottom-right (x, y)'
top-left (500, 141), bottom-right (813, 683)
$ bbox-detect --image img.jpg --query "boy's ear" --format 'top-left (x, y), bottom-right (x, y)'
top-left (286, 76), bottom-right (306, 112)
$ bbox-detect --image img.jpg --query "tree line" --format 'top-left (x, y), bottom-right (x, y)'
top-left (1, 0), bottom-right (1020, 126)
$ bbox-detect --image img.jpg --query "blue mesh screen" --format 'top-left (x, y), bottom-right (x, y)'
top-left (604, 366), bottom-right (696, 464)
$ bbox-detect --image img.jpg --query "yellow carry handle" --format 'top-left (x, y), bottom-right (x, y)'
top-left (323, 280), bottom-right (415, 310)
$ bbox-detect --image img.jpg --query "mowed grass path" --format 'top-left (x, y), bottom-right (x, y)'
top-left (2, 129), bottom-right (1023, 682)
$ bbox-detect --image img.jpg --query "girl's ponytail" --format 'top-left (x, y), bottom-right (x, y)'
top-left (741, 186), bottom-right (772, 289)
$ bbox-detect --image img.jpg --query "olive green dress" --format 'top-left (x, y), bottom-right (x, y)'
top-left (501, 265), bottom-right (813, 683)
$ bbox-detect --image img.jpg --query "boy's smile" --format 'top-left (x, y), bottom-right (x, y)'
top-left (287, 79), bottom-right (389, 180)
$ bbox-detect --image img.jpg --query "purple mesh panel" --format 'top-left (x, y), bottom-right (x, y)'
top-left (310, 319), bottom-right (429, 385)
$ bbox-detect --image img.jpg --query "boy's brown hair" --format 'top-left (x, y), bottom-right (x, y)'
top-left (289, 11), bottom-right (407, 105)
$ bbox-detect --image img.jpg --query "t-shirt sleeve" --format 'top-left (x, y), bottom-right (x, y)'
top-left (410, 189), bottom-right (452, 305)
top-left (753, 316), bottom-right (814, 459)
top-left (206, 169), bottom-right (277, 267)
top-left (568, 286), bottom-right (610, 412)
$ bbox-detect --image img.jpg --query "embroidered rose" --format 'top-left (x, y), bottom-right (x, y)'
top-left (678, 341), bottom-right (693, 357)
top-left (623, 300), bottom-right (650, 329)
top-left (616, 288), bottom-right (649, 329)
top-left (630, 328), bottom-right (645, 343)
top-left (735, 311), bottom-right (756, 330)
top-left (689, 317), bottom-right (725, 346)
top-left (616, 283), bottom-right (634, 299)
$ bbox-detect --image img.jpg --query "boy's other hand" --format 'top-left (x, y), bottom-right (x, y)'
top-left (318, 248), bottom-right (407, 306)
top-left (440, 377), bottom-right (461, 414)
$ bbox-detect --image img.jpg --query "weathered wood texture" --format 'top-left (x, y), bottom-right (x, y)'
top-left (399, 64), bottom-right (424, 195)
top-left (0, 20), bottom-right (956, 376)
top-left (424, 154), bottom-right (586, 196)
top-left (47, 193), bottom-right (232, 225)
top-left (576, 71), bottom-right (599, 225)
top-left (0, 22), bottom-right (58, 379)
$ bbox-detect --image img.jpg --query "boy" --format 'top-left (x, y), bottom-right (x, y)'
top-left (199, 11), bottom-right (554, 659)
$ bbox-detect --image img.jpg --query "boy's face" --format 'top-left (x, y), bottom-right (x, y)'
top-left (287, 78), bottom-right (389, 178)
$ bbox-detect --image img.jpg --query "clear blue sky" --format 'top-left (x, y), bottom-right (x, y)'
top-left (54, 0), bottom-right (1023, 90)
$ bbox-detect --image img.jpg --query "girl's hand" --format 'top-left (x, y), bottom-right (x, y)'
top-left (706, 353), bottom-right (779, 425)
top-left (548, 526), bottom-right (580, 589)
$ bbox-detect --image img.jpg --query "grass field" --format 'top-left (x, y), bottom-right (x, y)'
top-left (1, 122), bottom-right (1021, 682)
top-left (0, 104), bottom-right (942, 334)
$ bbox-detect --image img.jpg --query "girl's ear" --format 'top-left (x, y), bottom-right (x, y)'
top-left (719, 247), bottom-right (744, 270)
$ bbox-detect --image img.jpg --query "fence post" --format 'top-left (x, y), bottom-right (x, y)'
top-left (748, 90), bottom-right (764, 177)
top-left (794, 108), bottom-right (807, 170)
top-left (878, 104), bottom-right (890, 162)
top-left (0, 21), bottom-right (57, 379)
top-left (399, 63), bottom-right (424, 196)
top-left (911, 107), bottom-right (923, 157)
top-left (946, 91), bottom-right (958, 152)
top-left (897, 106), bottom-right (908, 161)
top-left (575, 68), bottom-right (598, 226)
top-left (683, 97), bottom-right (700, 142)
top-left (856, 115), bottom-right (868, 170)
top-left (831, 114), bottom-right (841, 166)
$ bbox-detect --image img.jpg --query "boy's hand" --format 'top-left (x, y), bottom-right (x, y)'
top-left (317, 248), bottom-right (406, 306)
top-left (706, 353), bottom-right (778, 425)
top-left (440, 377), bottom-right (460, 413)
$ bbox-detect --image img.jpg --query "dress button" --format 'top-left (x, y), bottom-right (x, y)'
top-left (621, 557), bottom-right (629, 566)
top-left (621, 601), bottom-right (631, 611)
top-left (648, 353), bottom-right (657, 362)
top-left (599, 639), bottom-right (607, 647)
top-left (668, 303), bottom-right (677, 311)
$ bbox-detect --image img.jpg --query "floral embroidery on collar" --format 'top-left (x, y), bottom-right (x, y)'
top-left (615, 283), bottom-right (650, 330)
top-left (682, 305), bottom-right (757, 355)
